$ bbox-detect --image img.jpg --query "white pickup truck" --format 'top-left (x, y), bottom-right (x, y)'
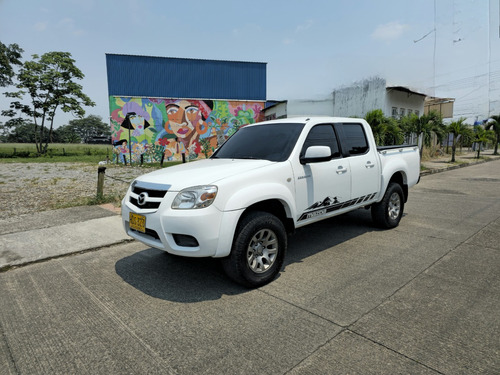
top-left (122, 117), bottom-right (420, 287)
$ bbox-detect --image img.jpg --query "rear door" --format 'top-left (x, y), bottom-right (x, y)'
top-left (335, 122), bottom-right (380, 204)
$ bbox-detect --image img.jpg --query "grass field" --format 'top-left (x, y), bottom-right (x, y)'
top-left (0, 143), bottom-right (113, 163)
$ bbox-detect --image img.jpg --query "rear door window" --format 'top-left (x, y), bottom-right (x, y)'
top-left (338, 123), bottom-right (369, 155)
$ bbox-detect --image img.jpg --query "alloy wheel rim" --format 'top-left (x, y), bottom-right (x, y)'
top-left (246, 229), bottom-right (278, 273)
top-left (388, 192), bottom-right (401, 220)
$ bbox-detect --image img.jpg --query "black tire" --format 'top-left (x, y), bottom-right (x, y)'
top-left (371, 182), bottom-right (404, 229)
top-left (222, 211), bottom-right (287, 288)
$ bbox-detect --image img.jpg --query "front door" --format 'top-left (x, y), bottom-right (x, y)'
top-left (294, 124), bottom-right (352, 226)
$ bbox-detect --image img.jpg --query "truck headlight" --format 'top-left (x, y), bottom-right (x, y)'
top-left (172, 186), bottom-right (218, 209)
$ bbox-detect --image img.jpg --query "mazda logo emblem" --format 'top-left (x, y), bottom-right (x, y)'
top-left (137, 192), bottom-right (148, 206)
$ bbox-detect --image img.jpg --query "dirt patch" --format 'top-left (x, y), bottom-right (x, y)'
top-left (0, 163), bottom-right (159, 218)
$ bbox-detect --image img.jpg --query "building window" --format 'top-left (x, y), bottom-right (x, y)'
top-left (400, 108), bottom-right (406, 117)
top-left (408, 109), bottom-right (413, 115)
top-left (415, 110), bottom-right (420, 117)
top-left (392, 107), bottom-right (398, 118)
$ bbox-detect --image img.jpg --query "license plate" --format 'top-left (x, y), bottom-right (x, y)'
top-left (129, 212), bottom-right (146, 233)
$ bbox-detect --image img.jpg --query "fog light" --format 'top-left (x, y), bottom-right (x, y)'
top-left (172, 234), bottom-right (199, 247)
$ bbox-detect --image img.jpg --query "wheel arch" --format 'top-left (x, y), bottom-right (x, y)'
top-left (387, 171), bottom-right (409, 203)
top-left (237, 199), bottom-right (295, 235)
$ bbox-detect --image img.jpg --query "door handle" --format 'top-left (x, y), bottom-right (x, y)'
top-left (365, 161), bottom-right (375, 168)
top-left (336, 166), bottom-right (348, 174)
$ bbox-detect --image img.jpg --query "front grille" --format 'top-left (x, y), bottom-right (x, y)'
top-left (132, 186), bottom-right (166, 198)
top-left (129, 197), bottom-right (162, 210)
top-left (129, 181), bottom-right (170, 210)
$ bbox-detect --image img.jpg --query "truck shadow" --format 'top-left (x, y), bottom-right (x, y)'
top-left (115, 249), bottom-right (246, 302)
top-left (115, 209), bottom-right (381, 303)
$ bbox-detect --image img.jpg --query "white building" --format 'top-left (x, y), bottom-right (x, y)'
top-left (265, 77), bottom-right (428, 120)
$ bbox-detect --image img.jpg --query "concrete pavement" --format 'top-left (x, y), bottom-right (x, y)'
top-left (0, 205), bottom-right (131, 271)
top-left (1, 150), bottom-right (499, 271)
top-left (0, 157), bottom-right (499, 374)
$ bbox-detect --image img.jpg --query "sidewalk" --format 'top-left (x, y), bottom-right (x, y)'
top-left (420, 149), bottom-right (500, 175)
top-left (1, 150), bottom-right (499, 272)
top-left (0, 205), bottom-right (132, 271)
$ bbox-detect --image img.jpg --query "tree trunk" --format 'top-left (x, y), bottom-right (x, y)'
top-left (44, 117), bottom-right (55, 153)
top-left (33, 122), bottom-right (40, 154)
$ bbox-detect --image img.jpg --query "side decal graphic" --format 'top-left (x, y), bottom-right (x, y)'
top-left (298, 193), bottom-right (377, 221)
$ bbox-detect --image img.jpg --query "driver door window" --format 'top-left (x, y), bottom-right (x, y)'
top-left (295, 124), bottom-right (351, 224)
top-left (300, 124), bottom-right (341, 159)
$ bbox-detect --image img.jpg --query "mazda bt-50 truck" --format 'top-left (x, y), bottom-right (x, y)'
top-left (121, 117), bottom-right (420, 287)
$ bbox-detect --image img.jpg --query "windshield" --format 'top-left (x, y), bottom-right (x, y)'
top-left (211, 123), bottom-right (305, 162)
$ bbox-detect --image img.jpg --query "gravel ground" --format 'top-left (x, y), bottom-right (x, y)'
top-left (2, 151), bottom-right (498, 219)
top-left (0, 162), bottom-right (158, 218)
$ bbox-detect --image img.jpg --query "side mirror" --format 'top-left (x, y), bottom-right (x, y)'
top-left (300, 146), bottom-right (332, 164)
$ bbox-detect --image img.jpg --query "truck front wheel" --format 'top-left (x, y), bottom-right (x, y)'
top-left (371, 182), bottom-right (404, 229)
top-left (222, 211), bottom-right (287, 288)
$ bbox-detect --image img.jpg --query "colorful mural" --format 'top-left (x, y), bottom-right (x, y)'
top-left (110, 97), bottom-right (264, 164)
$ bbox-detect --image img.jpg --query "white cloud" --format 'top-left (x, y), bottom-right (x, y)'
top-left (371, 21), bottom-right (409, 41)
top-left (57, 17), bottom-right (85, 36)
top-left (34, 22), bottom-right (47, 32)
top-left (296, 19), bottom-right (314, 33)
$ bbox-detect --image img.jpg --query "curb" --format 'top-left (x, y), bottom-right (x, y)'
top-left (0, 238), bottom-right (135, 273)
top-left (420, 157), bottom-right (495, 176)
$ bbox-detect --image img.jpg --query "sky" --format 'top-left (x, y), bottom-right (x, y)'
top-left (1, 0), bottom-right (499, 127)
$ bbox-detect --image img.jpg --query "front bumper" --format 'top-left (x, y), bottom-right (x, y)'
top-left (121, 192), bottom-right (242, 258)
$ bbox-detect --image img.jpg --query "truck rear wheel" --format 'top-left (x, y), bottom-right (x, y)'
top-left (371, 182), bottom-right (404, 229)
top-left (222, 211), bottom-right (286, 288)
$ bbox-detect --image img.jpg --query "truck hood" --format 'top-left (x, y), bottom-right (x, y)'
top-left (134, 159), bottom-right (275, 191)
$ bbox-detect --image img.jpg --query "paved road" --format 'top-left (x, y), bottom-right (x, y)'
top-left (1, 161), bottom-right (499, 374)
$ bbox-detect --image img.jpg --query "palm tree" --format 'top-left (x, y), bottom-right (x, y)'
top-left (409, 110), bottom-right (445, 155)
top-left (399, 113), bottom-right (418, 144)
top-left (446, 118), bottom-right (468, 162)
top-left (485, 114), bottom-right (500, 155)
top-left (384, 117), bottom-right (404, 145)
top-left (460, 126), bottom-right (475, 153)
top-left (473, 126), bottom-right (495, 159)
top-left (365, 109), bottom-right (388, 145)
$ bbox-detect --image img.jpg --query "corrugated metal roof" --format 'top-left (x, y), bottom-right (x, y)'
top-left (106, 54), bottom-right (266, 101)
top-left (386, 86), bottom-right (427, 97)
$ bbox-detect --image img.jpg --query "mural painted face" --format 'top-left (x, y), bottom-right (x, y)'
top-left (166, 100), bottom-right (202, 139)
top-left (110, 96), bottom-right (264, 163)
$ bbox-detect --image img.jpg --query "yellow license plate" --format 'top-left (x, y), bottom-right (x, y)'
top-left (129, 212), bottom-right (146, 233)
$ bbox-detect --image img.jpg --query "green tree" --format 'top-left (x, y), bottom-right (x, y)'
top-left (460, 126), bottom-right (475, 152)
top-left (410, 110), bottom-right (445, 155)
top-left (384, 116), bottom-right (404, 145)
top-left (473, 126), bottom-right (495, 159)
top-left (0, 119), bottom-right (44, 143)
top-left (485, 114), bottom-right (500, 155)
top-left (0, 41), bottom-right (23, 87)
top-left (446, 118), bottom-right (468, 162)
top-left (5, 51), bottom-right (95, 154)
top-left (365, 109), bottom-right (388, 145)
top-left (399, 113), bottom-right (417, 144)
top-left (53, 124), bottom-right (81, 143)
top-left (67, 115), bottom-right (110, 143)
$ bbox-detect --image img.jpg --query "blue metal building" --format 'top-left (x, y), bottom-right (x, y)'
top-left (106, 54), bottom-right (267, 100)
